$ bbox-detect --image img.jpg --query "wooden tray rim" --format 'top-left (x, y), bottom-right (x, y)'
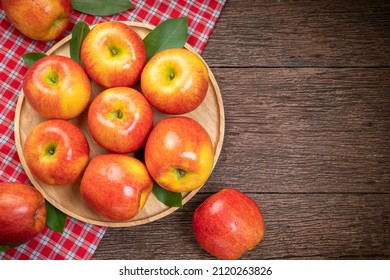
top-left (14, 21), bottom-right (225, 227)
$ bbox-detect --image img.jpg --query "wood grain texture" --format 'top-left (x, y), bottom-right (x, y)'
top-left (202, 0), bottom-right (390, 67)
top-left (207, 68), bottom-right (390, 194)
top-left (14, 23), bottom-right (225, 227)
top-left (93, 0), bottom-right (390, 259)
top-left (93, 193), bottom-right (390, 260)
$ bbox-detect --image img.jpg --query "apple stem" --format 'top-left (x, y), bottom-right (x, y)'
top-left (45, 143), bottom-right (57, 158)
top-left (48, 148), bottom-right (55, 156)
top-left (175, 168), bottom-right (186, 178)
top-left (46, 72), bottom-right (59, 86)
top-left (169, 72), bottom-right (175, 80)
top-left (116, 109), bottom-right (123, 119)
top-left (109, 46), bottom-right (120, 57)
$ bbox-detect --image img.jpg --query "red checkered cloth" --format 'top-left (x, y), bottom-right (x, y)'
top-left (0, 0), bottom-right (225, 260)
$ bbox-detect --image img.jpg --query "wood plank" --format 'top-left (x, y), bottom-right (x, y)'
top-left (92, 193), bottom-right (390, 259)
top-left (93, 0), bottom-right (390, 260)
top-left (202, 0), bottom-right (390, 67)
top-left (204, 67), bottom-right (390, 193)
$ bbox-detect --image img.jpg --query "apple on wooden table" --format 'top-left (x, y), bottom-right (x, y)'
top-left (23, 55), bottom-right (91, 120)
top-left (80, 154), bottom-right (153, 221)
top-left (81, 21), bottom-right (147, 88)
top-left (23, 119), bottom-right (90, 186)
top-left (192, 188), bottom-right (265, 260)
top-left (141, 48), bottom-right (209, 115)
top-left (0, 182), bottom-right (46, 246)
top-left (1, 0), bottom-right (72, 41)
top-left (145, 116), bottom-right (214, 193)
top-left (87, 87), bottom-right (154, 154)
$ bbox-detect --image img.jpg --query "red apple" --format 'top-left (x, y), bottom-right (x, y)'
top-left (140, 48), bottom-right (209, 115)
top-left (80, 154), bottom-right (153, 221)
top-left (2, 0), bottom-right (72, 41)
top-left (0, 182), bottom-right (46, 246)
top-left (23, 55), bottom-right (92, 120)
top-left (144, 116), bottom-right (214, 193)
top-left (23, 119), bottom-right (90, 185)
top-left (80, 21), bottom-right (147, 88)
top-left (87, 87), bottom-right (154, 153)
top-left (193, 188), bottom-right (265, 260)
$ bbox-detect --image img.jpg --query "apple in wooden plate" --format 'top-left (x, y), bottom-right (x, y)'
top-left (2, 0), bottom-right (72, 41)
top-left (193, 188), bottom-right (265, 260)
top-left (23, 55), bottom-right (91, 120)
top-left (140, 48), bottom-right (209, 115)
top-left (23, 119), bottom-right (90, 185)
top-left (87, 87), bottom-right (154, 154)
top-left (0, 182), bottom-right (46, 246)
top-left (80, 154), bottom-right (153, 221)
top-left (80, 21), bottom-right (147, 88)
top-left (144, 116), bottom-right (214, 193)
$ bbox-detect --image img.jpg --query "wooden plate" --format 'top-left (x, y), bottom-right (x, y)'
top-left (14, 22), bottom-right (224, 227)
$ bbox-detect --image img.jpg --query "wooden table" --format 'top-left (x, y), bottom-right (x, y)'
top-left (93, 0), bottom-right (390, 259)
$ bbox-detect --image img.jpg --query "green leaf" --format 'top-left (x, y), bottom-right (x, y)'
top-left (72, 0), bottom-right (134, 16)
top-left (70, 21), bottom-right (90, 65)
top-left (153, 181), bottom-right (183, 208)
top-left (0, 242), bottom-right (26, 252)
top-left (22, 52), bottom-right (47, 67)
top-left (45, 201), bottom-right (67, 233)
top-left (143, 17), bottom-right (188, 60)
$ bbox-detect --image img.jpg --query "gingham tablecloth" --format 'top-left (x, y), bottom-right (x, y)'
top-left (0, 0), bottom-right (225, 260)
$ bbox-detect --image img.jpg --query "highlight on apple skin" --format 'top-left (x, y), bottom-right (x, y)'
top-left (23, 55), bottom-right (92, 120)
top-left (192, 188), bottom-right (265, 260)
top-left (81, 21), bottom-right (147, 88)
top-left (144, 116), bottom-right (214, 193)
top-left (0, 182), bottom-right (47, 246)
top-left (87, 87), bottom-right (154, 154)
top-left (23, 119), bottom-right (90, 186)
top-left (2, 0), bottom-right (73, 41)
top-left (80, 154), bottom-right (154, 221)
top-left (141, 48), bottom-right (209, 115)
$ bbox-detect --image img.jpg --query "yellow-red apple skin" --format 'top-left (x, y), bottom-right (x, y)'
top-left (192, 188), bottom-right (265, 260)
top-left (80, 154), bottom-right (153, 221)
top-left (23, 119), bottom-right (90, 185)
top-left (80, 22), bottom-right (147, 88)
top-left (2, 0), bottom-right (72, 41)
top-left (0, 182), bottom-right (47, 246)
top-left (140, 48), bottom-right (209, 115)
top-left (87, 87), bottom-right (154, 153)
top-left (23, 55), bottom-right (91, 120)
top-left (144, 116), bottom-right (214, 193)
